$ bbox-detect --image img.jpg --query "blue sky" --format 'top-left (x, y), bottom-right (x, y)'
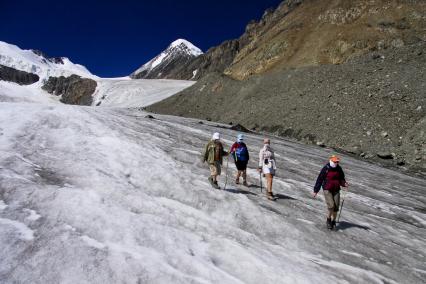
top-left (1, 0), bottom-right (283, 77)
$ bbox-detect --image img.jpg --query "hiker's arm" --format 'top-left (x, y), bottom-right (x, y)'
top-left (202, 143), bottom-right (208, 162)
top-left (258, 149), bottom-right (263, 169)
top-left (339, 167), bottom-right (348, 187)
top-left (247, 145), bottom-right (250, 161)
top-left (222, 144), bottom-right (229, 156)
top-left (314, 166), bottom-right (327, 193)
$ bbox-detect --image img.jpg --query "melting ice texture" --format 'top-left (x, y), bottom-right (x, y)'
top-left (0, 79), bottom-right (425, 284)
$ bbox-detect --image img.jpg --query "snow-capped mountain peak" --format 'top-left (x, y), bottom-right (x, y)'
top-left (131, 39), bottom-right (203, 79)
top-left (170, 38), bottom-right (203, 56)
top-left (0, 41), bottom-right (97, 80)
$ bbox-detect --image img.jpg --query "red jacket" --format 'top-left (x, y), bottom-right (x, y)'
top-left (314, 164), bottom-right (346, 193)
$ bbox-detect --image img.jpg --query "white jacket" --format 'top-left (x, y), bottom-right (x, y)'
top-left (258, 144), bottom-right (277, 170)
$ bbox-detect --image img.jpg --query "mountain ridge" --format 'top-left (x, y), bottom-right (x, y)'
top-left (0, 41), bottom-right (96, 80)
top-left (0, 40), bottom-right (193, 107)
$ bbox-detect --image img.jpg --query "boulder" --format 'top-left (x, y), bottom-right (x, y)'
top-left (0, 64), bottom-right (39, 85)
top-left (42, 75), bottom-right (97, 106)
top-left (230, 123), bottom-right (251, 133)
top-left (377, 152), bottom-right (394, 159)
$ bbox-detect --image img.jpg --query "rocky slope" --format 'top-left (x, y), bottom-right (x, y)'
top-left (163, 0), bottom-right (426, 81)
top-left (147, 42), bottom-right (426, 175)
top-left (224, 0), bottom-right (426, 80)
top-left (168, 39), bottom-right (241, 80)
top-left (0, 64), bottom-right (39, 85)
top-left (147, 0), bottom-right (426, 175)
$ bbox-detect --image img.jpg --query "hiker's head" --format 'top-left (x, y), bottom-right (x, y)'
top-left (329, 155), bottom-right (340, 168)
top-left (237, 134), bottom-right (244, 142)
top-left (263, 138), bottom-right (270, 144)
top-left (212, 132), bottom-right (220, 140)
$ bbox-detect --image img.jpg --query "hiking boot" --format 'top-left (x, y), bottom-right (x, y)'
top-left (331, 220), bottom-right (336, 229)
top-left (267, 191), bottom-right (274, 200)
top-left (213, 181), bottom-right (220, 189)
top-left (243, 180), bottom-right (248, 187)
top-left (326, 218), bottom-right (332, 230)
top-left (208, 176), bottom-right (214, 185)
top-left (235, 178), bottom-right (239, 185)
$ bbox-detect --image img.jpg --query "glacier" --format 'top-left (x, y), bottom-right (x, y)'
top-left (0, 79), bottom-right (425, 284)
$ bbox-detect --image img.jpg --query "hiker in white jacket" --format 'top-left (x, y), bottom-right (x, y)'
top-left (258, 138), bottom-right (277, 200)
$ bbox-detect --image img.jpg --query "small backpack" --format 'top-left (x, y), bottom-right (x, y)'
top-left (235, 144), bottom-right (249, 161)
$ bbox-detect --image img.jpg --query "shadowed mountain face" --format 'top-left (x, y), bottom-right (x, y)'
top-left (165, 39), bottom-right (241, 81)
top-left (130, 39), bottom-right (203, 80)
top-left (31, 49), bottom-right (65, 65)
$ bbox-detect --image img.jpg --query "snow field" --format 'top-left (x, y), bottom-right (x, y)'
top-left (0, 41), bottom-right (96, 80)
top-left (93, 78), bottom-right (195, 107)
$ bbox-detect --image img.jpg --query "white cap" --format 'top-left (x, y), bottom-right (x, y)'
top-left (237, 134), bottom-right (244, 142)
top-left (212, 132), bottom-right (220, 140)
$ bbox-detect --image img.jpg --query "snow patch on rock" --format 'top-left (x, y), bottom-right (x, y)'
top-left (0, 41), bottom-right (97, 81)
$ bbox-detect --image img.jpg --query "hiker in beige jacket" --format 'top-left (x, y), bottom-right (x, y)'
top-left (202, 132), bottom-right (228, 189)
top-left (258, 138), bottom-right (277, 200)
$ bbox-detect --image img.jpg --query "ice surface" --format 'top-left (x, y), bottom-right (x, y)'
top-left (0, 200), bottom-right (7, 211)
top-left (0, 81), bottom-right (58, 104)
top-left (0, 217), bottom-right (34, 241)
top-left (151, 52), bottom-right (168, 69)
top-left (93, 78), bottom-right (195, 107)
top-left (0, 79), bottom-right (425, 283)
top-left (23, 208), bottom-right (41, 221)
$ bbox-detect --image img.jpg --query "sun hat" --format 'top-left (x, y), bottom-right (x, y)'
top-left (330, 155), bottom-right (340, 162)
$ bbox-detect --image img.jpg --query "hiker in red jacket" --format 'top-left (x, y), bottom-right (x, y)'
top-left (229, 134), bottom-right (250, 186)
top-left (313, 155), bottom-right (349, 229)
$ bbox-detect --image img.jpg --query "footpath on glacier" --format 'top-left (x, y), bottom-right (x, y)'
top-left (0, 80), bottom-right (425, 284)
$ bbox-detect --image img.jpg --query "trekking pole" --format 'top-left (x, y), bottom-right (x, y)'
top-left (259, 170), bottom-right (263, 193)
top-left (337, 186), bottom-right (349, 223)
top-left (223, 155), bottom-right (230, 190)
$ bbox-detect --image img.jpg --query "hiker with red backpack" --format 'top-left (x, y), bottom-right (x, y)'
top-left (230, 134), bottom-right (250, 186)
top-left (202, 132), bottom-right (228, 189)
top-left (313, 155), bottom-right (349, 230)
